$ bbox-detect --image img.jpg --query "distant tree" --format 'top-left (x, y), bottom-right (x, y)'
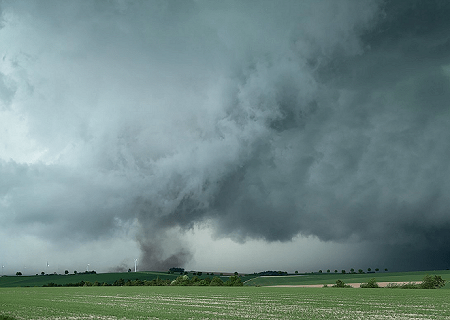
top-left (341, 270), bottom-right (346, 274)
top-left (367, 268), bottom-right (371, 272)
top-left (350, 268), bottom-right (355, 273)
top-left (295, 271), bottom-right (298, 274)
top-left (332, 280), bottom-right (352, 288)
top-left (74, 271), bottom-right (77, 274)
top-left (128, 269), bottom-right (131, 273)
top-left (334, 270), bottom-right (338, 273)
top-left (199, 277), bottom-right (211, 286)
top-left (16, 272), bottom-right (22, 276)
top-left (225, 275), bottom-right (243, 286)
top-left (113, 278), bottom-right (125, 286)
top-left (384, 268), bottom-right (388, 272)
top-left (421, 275), bottom-right (446, 289)
top-left (169, 267), bottom-right (184, 274)
top-left (171, 275), bottom-right (190, 286)
top-left (375, 268), bottom-right (379, 272)
top-left (234, 272), bottom-right (238, 276)
top-left (358, 269), bottom-right (364, 274)
top-left (210, 276), bottom-right (224, 286)
top-left (65, 270), bottom-right (69, 275)
top-left (360, 278), bottom-right (379, 288)
top-left (318, 270), bottom-right (322, 273)
top-left (327, 269), bottom-right (330, 273)
top-left (192, 275), bottom-right (202, 282)
top-left (41, 272), bottom-right (45, 275)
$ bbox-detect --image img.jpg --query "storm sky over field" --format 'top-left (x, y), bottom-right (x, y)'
top-left (1, 0), bottom-right (450, 275)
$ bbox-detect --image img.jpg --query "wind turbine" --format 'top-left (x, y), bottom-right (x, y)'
top-left (134, 259), bottom-right (138, 272)
top-left (1, 265), bottom-right (4, 276)
top-left (87, 264), bottom-right (90, 272)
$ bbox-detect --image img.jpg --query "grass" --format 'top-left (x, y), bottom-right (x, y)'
top-left (1, 286), bottom-right (450, 319)
top-left (0, 271), bottom-right (176, 287)
top-left (244, 270), bottom-right (450, 288)
top-left (2, 269), bottom-right (449, 289)
top-left (0, 271), bottom-right (256, 288)
top-left (2, 269), bottom-right (449, 291)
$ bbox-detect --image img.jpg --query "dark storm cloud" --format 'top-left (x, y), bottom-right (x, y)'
top-left (156, 0), bottom-right (450, 270)
top-left (1, 0), bottom-right (450, 271)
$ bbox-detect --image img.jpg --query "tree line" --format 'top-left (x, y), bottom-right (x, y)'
top-left (42, 275), bottom-right (243, 287)
top-left (311, 268), bottom-right (388, 274)
top-left (323, 275), bottom-right (446, 289)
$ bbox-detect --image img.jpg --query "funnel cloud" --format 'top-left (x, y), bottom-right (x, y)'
top-left (1, 0), bottom-right (450, 274)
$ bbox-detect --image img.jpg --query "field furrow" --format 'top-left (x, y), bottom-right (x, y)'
top-left (1, 287), bottom-right (450, 320)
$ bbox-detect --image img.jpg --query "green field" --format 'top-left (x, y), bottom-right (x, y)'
top-left (2, 270), bottom-right (449, 289)
top-left (1, 286), bottom-right (450, 319)
top-left (0, 271), bottom-right (256, 288)
top-left (0, 271), bottom-right (178, 288)
top-left (244, 270), bottom-right (450, 288)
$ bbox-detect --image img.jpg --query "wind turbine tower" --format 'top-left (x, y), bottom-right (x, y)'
top-left (134, 259), bottom-right (138, 272)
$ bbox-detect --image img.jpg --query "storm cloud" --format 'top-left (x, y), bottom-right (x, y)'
top-left (1, 0), bottom-right (450, 273)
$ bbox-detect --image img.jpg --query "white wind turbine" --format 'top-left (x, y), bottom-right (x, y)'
top-left (134, 259), bottom-right (138, 272)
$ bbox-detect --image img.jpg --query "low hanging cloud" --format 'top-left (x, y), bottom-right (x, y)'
top-left (1, 0), bottom-right (450, 272)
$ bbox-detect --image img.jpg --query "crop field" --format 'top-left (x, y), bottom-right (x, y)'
top-left (0, 272), bottom-right (179, 288)
top-left (1, 270), bottom-right (448, 289)
top-left (245, 270), bottom-right (450, 287)
top-left (0, 272), bottom-right (256, 288)
top-left (1, 286), bottom-right (450, 320)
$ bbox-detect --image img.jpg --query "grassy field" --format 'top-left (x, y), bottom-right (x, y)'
top-left (1, 286), bottom-right (450, 319)
top-left (0, 271), bottom-right (257, 288)
top-left (2, 270), bottom-right (449, 289)
top-left (244, 270), bottom-right (450, 288)
top-left (0, 271), bottom-right (177, 287)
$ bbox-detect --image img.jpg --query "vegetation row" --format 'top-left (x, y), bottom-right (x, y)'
top-left (42, 275), bottom-right (243, 287)
top-left (323, 275), bottom-right (446, 289)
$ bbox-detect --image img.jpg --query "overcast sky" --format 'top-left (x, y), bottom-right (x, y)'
top-left (1, 0), bottom-right (450, 276)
